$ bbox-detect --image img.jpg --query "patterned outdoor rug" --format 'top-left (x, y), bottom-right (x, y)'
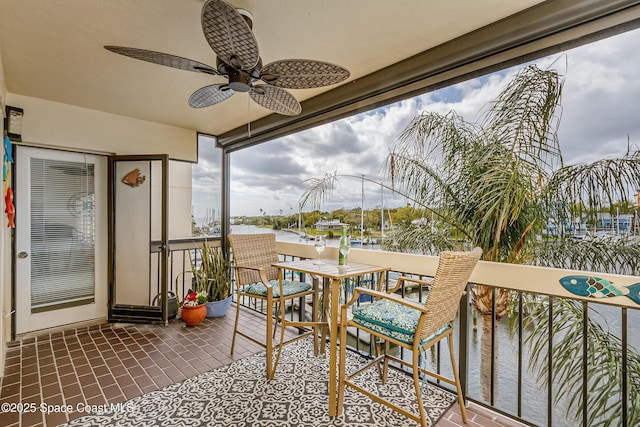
top-left (60, 338), bottom-right (455, 426)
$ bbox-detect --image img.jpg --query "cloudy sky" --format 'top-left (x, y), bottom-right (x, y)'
top-left (192, 28), bottom-right (640, 221)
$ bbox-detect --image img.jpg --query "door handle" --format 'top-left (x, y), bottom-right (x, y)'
top-left (17, 252), bottom-right (28, 259)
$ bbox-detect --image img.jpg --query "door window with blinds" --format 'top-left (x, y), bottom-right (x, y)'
top-left (30, 158), bottom-right (96, 312)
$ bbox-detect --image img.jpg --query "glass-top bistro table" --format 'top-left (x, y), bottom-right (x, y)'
top-left (271, 258), bottom-right (390, 417)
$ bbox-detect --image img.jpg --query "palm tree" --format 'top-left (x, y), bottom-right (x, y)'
top-left (388, 65), bottom-right (640, 423)
top-left (386, 64), bottom-right (565, 404)
top-left (301, 64), bottom-right (640, 424)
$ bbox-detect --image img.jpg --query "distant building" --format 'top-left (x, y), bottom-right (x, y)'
top-left (596, 213), bottom-right (634, 234)
top-left (315, 219), bottom-right (348, 231)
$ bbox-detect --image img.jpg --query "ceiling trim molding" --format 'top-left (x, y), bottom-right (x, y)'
top-left (217, 0), bottom-right (640, 153)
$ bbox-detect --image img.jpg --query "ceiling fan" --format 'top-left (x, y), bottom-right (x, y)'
top-left (105, 0), bottom-right (350, 116)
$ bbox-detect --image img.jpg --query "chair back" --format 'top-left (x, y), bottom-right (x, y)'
top-left (420, 247), bottom-right (482, 340)
top-left (228, 233), bottom-right (280, 285)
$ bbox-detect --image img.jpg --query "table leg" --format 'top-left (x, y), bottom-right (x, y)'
top-left (266, 270), bottom-right (280, 380)
top-left (320, 278), bottom-right (329, 355)
top-left (312, 277), bottom-right (319, 355)
top-left (328, 277), bottom-right (340, 417)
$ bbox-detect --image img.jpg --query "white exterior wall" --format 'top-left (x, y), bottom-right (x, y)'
top-left (0, 62), bottom-right (196, 368)
top-left (4, 92), bottom-right (195, 240)
top-left (6, 93), bottom-right (197, 162)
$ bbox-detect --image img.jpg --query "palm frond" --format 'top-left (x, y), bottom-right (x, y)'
top-left (381, 224), bottom-right (461, 254)
top-left (386, 65), bottom-right (563, 262)
top-left (470, 146), bottom-right (544, 260)
top-left (531, 238), bottom-right (640, 276)
top-left (299, 171), bottom-right (340, 211)
top-left (393, 110), bottom-right (480, 163)
top-left (545, 151), bottom-right (640, 220)
top-left (484, 65), bottom-right (564, 172)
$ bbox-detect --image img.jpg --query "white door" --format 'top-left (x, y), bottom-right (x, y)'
top-left (15, 147), bottom-right (107, 334)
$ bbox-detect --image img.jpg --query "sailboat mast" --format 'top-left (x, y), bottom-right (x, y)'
top-left (380, 182), bottom-right (384, 244)
top-left (361, 175), bottom-right (364, 241)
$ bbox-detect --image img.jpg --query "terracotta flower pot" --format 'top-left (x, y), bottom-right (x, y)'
top-left (181, 304), bottom-right (207, 326)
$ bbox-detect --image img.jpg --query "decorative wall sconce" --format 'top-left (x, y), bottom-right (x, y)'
top-left (4, 106), bottom-right (23, 142)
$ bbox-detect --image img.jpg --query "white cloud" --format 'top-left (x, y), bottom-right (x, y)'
top-left (557, 29), bottom-right (640, 165)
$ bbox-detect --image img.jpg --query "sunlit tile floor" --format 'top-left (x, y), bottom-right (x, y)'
top-left (0, 305), bottom-right (523, 427)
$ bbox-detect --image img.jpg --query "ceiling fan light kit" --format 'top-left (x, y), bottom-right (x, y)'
top-left (105, 0), bottom-right (349, 116)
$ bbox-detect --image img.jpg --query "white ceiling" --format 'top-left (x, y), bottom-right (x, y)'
top-left (0, 0), bottom-right (544, 137)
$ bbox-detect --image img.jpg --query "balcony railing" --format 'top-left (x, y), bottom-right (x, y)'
top-left (164, 238), bottom-right (638, 427)
top-left (276, 241), bottom-right (638, 427)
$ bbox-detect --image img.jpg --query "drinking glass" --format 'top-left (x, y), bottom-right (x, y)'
top-left (313, 235), bottom-right (326, 264)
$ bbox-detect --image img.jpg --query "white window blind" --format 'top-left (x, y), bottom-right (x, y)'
top-left (30, 158), bottom-right (96, 311)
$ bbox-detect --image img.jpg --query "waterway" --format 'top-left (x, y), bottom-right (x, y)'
top-left (231, 225), bottom-right (638, 426)
top-left (231, 224), bottom-right (383, 248)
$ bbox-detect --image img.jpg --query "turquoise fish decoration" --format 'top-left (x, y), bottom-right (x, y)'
top-left (560, 275), bottom-right (640, 305)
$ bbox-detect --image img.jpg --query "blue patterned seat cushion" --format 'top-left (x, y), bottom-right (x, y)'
top-left (352, 299), bottom-right (451, 345)
top-left (244, 280), bottom-right (312, 298)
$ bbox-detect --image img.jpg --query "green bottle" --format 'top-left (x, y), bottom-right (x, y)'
top-left (339, 225), bottom-right (348, 265)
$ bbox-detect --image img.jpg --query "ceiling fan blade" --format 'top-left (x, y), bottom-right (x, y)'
top-left (249, 85), bottom-right (302, 116)
top-left (201, 0), bottom-right (259, 71)
top-left (189, 84), bottom-right (234, 108)
top-left (260, 59), bottom-right (350, 89)
top-left (104, 46), bottom-right (219, 75)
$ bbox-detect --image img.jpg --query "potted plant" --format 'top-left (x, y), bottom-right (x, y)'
top-left (191, 242), bottom-right (233, 318)
top-left (181, 290), bottom-right (207, 326)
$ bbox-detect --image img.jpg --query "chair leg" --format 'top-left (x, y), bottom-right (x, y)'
top-left (272, 302), bottom-right (280, 339)
top-left (320, 281), bottom-right (329, 354)
top-left (382, 340), bottom-right (390, 382)
top-left (412, 346), bottom-right (428, 427)
top-left (270, 296), bottom-right (287, 379)
top-left (372, 338), bottom-right (384, 380)
top-left (265, 294), bottom-right (274, 379)
top-left (448, 335), bottom-right (468, 423)
top-left (312, 278), bottom-right (319, 356)
top-left (230, 293), bottom-right (241, 355)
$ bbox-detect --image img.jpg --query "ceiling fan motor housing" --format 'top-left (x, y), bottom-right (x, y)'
top-left (228, 68), bottom-right (252, 92)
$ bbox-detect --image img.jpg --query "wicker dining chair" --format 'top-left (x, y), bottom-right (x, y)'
top-left (228, 233), bottom-right (319, 379)
top-left (337, 247), bottom-right (482, 426)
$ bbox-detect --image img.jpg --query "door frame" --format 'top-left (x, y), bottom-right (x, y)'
top-left (13, 146), bottom-right (108, 335)
top-left (107, 154), bottom-right (169, 323)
